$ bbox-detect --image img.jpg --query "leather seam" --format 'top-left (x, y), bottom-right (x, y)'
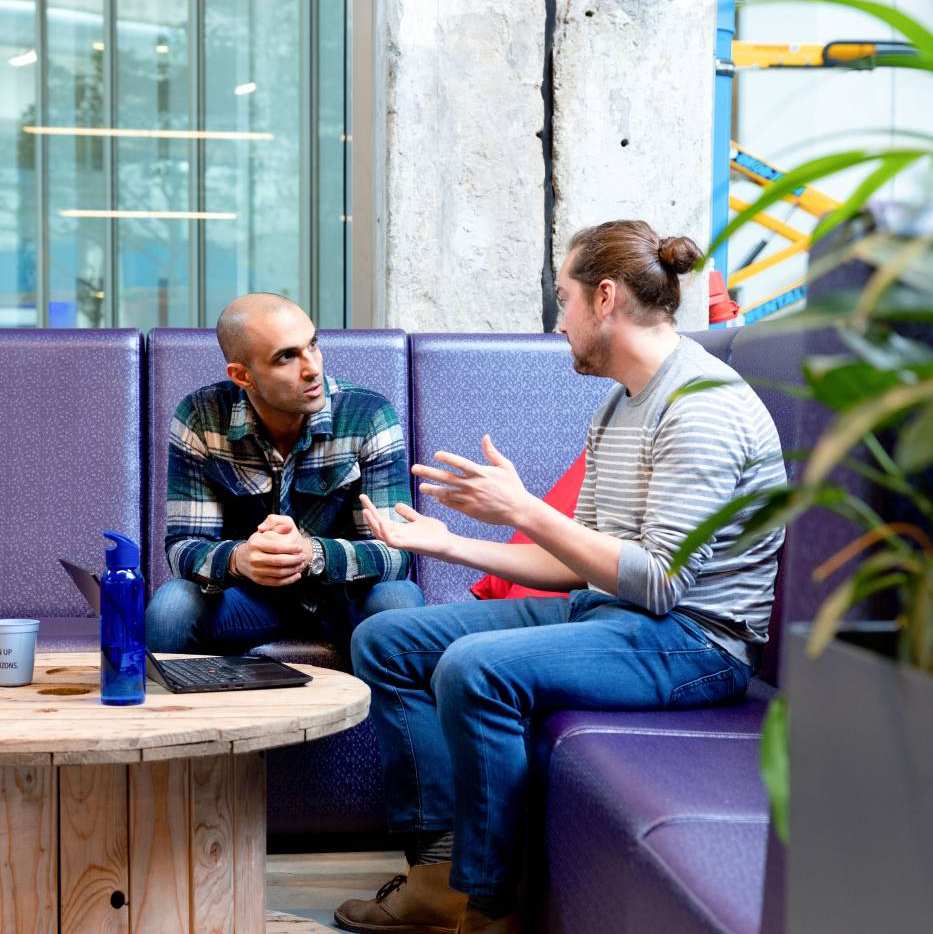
top-left (640, 813), bottom-right (769, 842)
top-left (550, 725), bottom-right (761, 756)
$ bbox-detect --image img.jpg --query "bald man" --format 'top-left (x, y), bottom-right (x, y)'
top-left (145, 293), bottom-right (423, 655)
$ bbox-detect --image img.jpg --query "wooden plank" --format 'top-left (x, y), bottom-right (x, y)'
top-left (0, 752), bottom-right (52, 767)
top-left (304, 711), bottom-right (369, 743)
top-left (129, 759), bottom-right (190, 934)
top-left (54, 749), bottom-right (141, 766)
top-left (60, 764), bottom-right (129, 934)
top-left (232, 730), bottom-right (305, 755)
top-left (142, 740), bottom-right (229, 762)
top-left (234, 752), bottom-right (266, 933)
top-left (0, 766), bottom-right (57, 934)
top-left (190, 754), bottom-right (235, 933)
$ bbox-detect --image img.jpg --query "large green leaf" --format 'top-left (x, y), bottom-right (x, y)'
top-left (872, 307), bottom-right (933, 325)
top-left (803, 358), bottom-right (909, 412)
top-left (812, 151), bottom-right (928, 242)
top-left (707, 147), bottom-right (931, 261)
top-left (666, 378), bottom-right (739, 405)
top-left (668, 484), bottom-right (869, 578)
top-left (729, 485), bottom-right (877, 555)
top-left (803, 351), bottom-right (933, 413)
top-left (760, 697), bottom-right (790, 845)
top-left (895, 400), bottom-right (933, 473)
top-left (804, 379), bottom-right (933, 488)
top-left (667, 490), bottom-right (783, 575)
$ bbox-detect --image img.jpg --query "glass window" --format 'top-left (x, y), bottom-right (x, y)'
top-left (115, 0), bottom-right (190, 329)
top-left (0, 0), bottom-right (348, 329)
top-left (202, 0), bottom-right (302, 326)
top-left (1, 1), bottom-right (39, 326)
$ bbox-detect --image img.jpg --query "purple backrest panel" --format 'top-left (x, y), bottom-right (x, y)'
top-left (145, 328), bottom-right (409, 592)
top-left (0, 329), bottom-right (142, 616)
top-left (729, 326), bottom-right (873, 686)
top-left (409, 331), bottom-right (738, 606)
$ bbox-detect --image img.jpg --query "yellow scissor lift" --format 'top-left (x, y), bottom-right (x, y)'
top-left (726, 40), bottom-right (915, 325)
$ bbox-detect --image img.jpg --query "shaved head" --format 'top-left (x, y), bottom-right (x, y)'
top-left (216, 292), bottom-right (310, 364)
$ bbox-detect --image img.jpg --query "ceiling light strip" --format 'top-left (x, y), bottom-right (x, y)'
top-left (60, 210), bottom-right (237, 220)
top-left (25, 126), bottom-right (273, 141)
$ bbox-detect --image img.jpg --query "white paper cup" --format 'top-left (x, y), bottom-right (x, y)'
top-left (0, 619), bottom-right (40, 687)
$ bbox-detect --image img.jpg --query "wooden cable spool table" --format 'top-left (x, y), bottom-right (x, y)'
top-left (0, 652), bottom-right (370, 933)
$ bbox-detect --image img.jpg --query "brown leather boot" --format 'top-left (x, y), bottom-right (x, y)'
top-left (455, 906), bottom-right (522, 934)
top-left (334, 861), bottom-right (468, 933)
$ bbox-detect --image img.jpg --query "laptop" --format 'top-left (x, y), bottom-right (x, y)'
top-left (59, 559), bottom-right (313, 693)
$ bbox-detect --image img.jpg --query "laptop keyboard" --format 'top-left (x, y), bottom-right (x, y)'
top-left (162, 658), bottom-right (265, 687)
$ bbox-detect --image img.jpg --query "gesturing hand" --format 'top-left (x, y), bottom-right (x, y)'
top-left (412, 434), bottom-right (532, 527)
top-left (359, 494), bottom-right (454, 558)
top-left (234, 513), bottom-right (310, 587)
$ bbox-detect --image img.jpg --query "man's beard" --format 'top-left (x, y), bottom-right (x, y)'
top-left (570, 335), bottom-right (608, 376)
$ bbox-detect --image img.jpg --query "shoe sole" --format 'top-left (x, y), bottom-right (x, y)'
top-left (333, 910), bottom-right (457, 934)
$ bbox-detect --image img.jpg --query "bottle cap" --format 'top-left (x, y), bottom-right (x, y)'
top-left (103, 531), bottom-right (140, 571)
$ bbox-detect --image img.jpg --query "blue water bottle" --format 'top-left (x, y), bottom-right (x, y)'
top-left (100, 531), bottom-right (146, 706)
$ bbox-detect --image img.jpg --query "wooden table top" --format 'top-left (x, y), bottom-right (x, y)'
top-left (0, 652), bottom-right (370, 767)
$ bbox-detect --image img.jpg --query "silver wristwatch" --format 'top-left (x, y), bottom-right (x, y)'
top-left (303, 536), bottom-right (326, 578)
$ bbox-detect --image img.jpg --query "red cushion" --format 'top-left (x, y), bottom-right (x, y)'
top-left (470, 451), bottom-right (586, 601)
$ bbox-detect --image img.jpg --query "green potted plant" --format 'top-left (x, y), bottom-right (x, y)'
top-left (671, 1), bottom-right (932, 929)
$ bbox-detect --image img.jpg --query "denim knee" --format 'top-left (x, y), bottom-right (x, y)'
top-left (431, 633), bottom-right (498, 714)
top-left (363, 579), bottom-right (424, 615)
top-left (350, 580), bottom-right (425, 634)
top-left (145, 578), bottom-right (211, 653)
top-left (350, 606), bottom-right (417, 680)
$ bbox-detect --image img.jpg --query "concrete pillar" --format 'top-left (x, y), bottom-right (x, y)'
top-left (378, 1), bottom-right (546, 331)
top-left (551, 0), bottom-right (716, 330)
top-left (374, 0), bottom-right (716, 332)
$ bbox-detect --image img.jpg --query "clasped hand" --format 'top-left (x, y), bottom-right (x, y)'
top-left (234, 514), bottom-right (311, 587)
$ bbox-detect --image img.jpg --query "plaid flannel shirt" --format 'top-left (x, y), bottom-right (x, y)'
top-left (165, 375), bottom-right (412, 588)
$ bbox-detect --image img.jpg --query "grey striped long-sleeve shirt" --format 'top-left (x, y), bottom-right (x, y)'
top-left (574, 336), bottom-right (787, 666)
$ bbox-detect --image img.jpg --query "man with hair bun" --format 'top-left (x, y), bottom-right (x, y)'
top-left (337, 221), bottom-right (786, 934)
top-left (146, 292), bottom-right (424, 654)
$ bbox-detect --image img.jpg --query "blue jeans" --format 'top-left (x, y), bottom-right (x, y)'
top-left (351, 590), bottom-right (752, 898)
top-left (146, 577), bottom-right (425, 653)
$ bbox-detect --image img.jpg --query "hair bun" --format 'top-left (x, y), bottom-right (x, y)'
top-left (658, 236), bottom-right (702, 275)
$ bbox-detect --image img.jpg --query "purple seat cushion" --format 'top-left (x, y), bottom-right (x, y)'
top-left (0, 329), bottom-right (142, 617)
top-left (545, 731), bottom-right (768, 934)
top-left (145, 328), bottom-right (410, 592)
top-left (536, 678), bottom-right (775, 776)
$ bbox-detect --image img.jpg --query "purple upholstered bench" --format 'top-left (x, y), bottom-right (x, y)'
top-left (1, 323), bottom-right (873, 933)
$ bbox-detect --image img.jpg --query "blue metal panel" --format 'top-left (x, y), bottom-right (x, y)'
top-left (712, 1), bottom-right (735, 277)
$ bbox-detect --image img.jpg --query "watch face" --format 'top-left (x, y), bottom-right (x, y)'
top-left (310, 555), bottom-right (326, 575)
